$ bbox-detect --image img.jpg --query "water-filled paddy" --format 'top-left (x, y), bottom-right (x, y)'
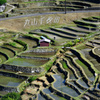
top-left (43, 88), bottom-right (66, 100)
top-left (69, 81), bottom-right (84, 93)
top-left (0, 75), bottom-right (24, 87)
top-left (6, 58), bottom-right (49, 67)
top-left (37, 93), bottom-right (45, 100)
top-left (53, 74), bottom-right (79, 97)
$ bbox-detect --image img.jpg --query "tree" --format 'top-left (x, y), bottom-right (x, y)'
top-left (0, 0), bottom-right (7, 5)
top-left (1, 92), bottom-right (21, 100)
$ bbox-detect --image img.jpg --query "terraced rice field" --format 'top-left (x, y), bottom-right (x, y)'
top-left (6, 57), bottom-right (49, 67)
top-left (0, 75), bottom-right (24, 87)
top-left (18, 36), bottom-right (37, 49)
top-left (0, 47), bottom-right (15, 58)
top-left (21, 52), bottom-right (56, 57)
top-left (0, 15), bottom-right (100, 100)
top-left (3, 44), bottom-right (23, 53)
top-left (3, 0), bottom-right (100, 18)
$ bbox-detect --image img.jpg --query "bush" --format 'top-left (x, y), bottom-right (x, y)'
top-left (79, 38), bottom-right (84, 43)
top-left (1, 92), bottom-right (21, 100)
top-left (64, 41), bottom-right (73, 47)
top-left (28, 76), bottom-right (37, 83)
top-left (74, 39), bottom-right (80, 45)
top-left (0, 0), bottom-right (7, 5)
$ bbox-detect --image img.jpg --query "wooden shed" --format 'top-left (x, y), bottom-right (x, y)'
top-left (39, 38), bottom-right (51, 47)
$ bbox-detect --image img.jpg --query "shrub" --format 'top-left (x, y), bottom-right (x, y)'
top-left (79, 38), bottom-right (84, 43)
top-left (0, 0), bottom-right (7, 5)
top-left (1, 92), bottom-right (21, 100)
top-left (28, 76), bottom-right (37, 83)
top-left (74, 39), bottom-right (80, 45)
top-left (64, 41), bottom-right (73, 47)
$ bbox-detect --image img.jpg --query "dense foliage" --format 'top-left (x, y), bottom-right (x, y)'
top-left (0, 0), bottom-right (7, 5)
top-left (1, 92), bottom-right (21, 100)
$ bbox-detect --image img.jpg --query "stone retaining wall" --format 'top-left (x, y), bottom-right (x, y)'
top-left (1, 64), bottom-right (43, 74)
top-left (0, 85), bottom-right (17, 93)
top-left (28, 48), bottom-right (57, 53)
top-left (0, 71), bottom-right (28, 79)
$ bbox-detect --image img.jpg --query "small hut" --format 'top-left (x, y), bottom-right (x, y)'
top-left (39, 36), bottom-right (51, 46)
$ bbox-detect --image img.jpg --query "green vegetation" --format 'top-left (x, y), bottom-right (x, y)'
top-left (64, 41), bottom-right (74, 47)
top-left (9, 42), bottom-right (23, 49)
top-left (64, 38), bottom-right (85, 49)
top-left (14, 39), bottom-right (28, 51)
top-left (1, 92), bottom-right (21, 100)
top-left (0, 0), bottom-right (6, 5)
top-left (75, 59), bottom-right (87, 69)
top-left (28, 76), bottom-right (37, 83)
top-left (61, 60), bottom-right (68, 69)
top-left (74, 39), bottom-right (80, 45)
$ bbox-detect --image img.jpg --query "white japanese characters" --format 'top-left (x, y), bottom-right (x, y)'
top-left (24, 16), bottom-right (60, 27)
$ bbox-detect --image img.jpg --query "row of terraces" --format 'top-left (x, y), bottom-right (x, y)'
top-left (0, 15), bottom-right (100, 98)
top-left (20, 15), bottom-right (100, 100)
top-left (56, 0), bottom-right (100, 11)
top-left (0, 0), bottom-right (100, 18)
top-left (21, 46), bottom-right (100, 100)
top-left (0, 31), bottom-right (58, 97)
